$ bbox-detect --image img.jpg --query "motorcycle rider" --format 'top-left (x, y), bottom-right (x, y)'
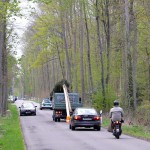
top-left (108, 100), bottom-right (124, 132)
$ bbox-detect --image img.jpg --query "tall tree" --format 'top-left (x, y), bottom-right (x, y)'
top-left (95, 0), bottom-right (106, 107)
top-left (79, 0), bottom-right (85, 102)
top-left (0, 0), bottom-right (7, 116)
top-left (83, 0), bottom-right (93, 93)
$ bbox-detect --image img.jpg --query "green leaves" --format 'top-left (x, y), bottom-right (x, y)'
top-left (31, 49), bottom-right (53, 68)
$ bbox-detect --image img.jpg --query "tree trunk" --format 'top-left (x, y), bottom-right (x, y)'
top-left (96, 0), bottom-right (106, 107)
top-left (83, 1), bottom-right (93, 93)
top-left (2, 18), bottom-right (7, 113)
top-left (123, 0), bottom-right (130, 108)
top-left (71, 3), bottom-right (78, 92)
top-left (0, 22), bottom-right (4, 116)
top-left (129, 0), bottom-right (137, 111)
top-left (103, 0), bottom-right (110, 86)
top-left (79, 0), bottom-right (85, 103)
top-left (146, 48), bottom-right (150, 101)
top-left (59, 0), bottom-right (71, 82)
top-left (0, 0), bottom-right (7, 116)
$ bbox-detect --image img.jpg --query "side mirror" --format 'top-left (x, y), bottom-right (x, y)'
top-left (100, 110), bottom-right (103, 123)
top-left (100, 110), bottom-right (102, 114)
top-left (35, 106), bottom-right (37, 107)
top-left (19, 107), bottom-right (20, 108)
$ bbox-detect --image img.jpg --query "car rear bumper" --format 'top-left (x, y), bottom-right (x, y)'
top-left (54, 114), bottom-right (66, 119)
top-left (20, 110), bottom-right (36, 115)
top-left (41, 106), bottom-right (52, 109)
top-left (41, 104), bottom-right (52, 109)
top-left (72, 121), bottom-right (101, 127)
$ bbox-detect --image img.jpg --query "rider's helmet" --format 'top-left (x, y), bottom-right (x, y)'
top-left (114, 100), bottom-right (119, 106)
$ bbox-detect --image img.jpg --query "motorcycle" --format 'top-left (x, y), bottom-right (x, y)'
top-left (112, 121), bottom-right (122, 139)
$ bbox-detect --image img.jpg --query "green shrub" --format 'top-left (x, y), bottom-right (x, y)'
top-left (91, 86), bottom-right (117, 112)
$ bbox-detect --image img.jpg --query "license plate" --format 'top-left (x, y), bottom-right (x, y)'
top-left (26, 111), bottom-right (31, 114)
top-left (116, 129), bottom-right (120, 132)
top-left (83, 118), bottom-right (92, 121)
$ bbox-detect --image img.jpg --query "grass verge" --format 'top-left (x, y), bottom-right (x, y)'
top-left (0, 104), bottom-right (24, 150)
top-left (102, 117), bottom-right (150, 141)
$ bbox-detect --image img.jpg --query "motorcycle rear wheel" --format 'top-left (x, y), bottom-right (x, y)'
top-left (115, 135), bottom-right (120, 139)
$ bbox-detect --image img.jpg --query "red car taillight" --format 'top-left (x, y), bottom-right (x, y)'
top-left (93, 116), bottom-right (100, 121)
top-left (74, 115), bottom-right (81, 120)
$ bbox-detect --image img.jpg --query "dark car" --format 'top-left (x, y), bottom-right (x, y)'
top-left (40, 98), bottom-right (52, 110)
top-left (69, 107), bottom-right (101, 131)
top-left (19, 102), bottom-right (37, 116)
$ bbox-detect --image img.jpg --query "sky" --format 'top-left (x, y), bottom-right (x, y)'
top-left (9, 0), bottom-right (37, 58)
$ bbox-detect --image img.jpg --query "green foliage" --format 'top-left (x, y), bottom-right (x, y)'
top-left (50, 79), bottom-right (70, 97)
top-left (31, 49), bottom-right (53, 68)
top-left (0, 105), bottom-right (24, 150)
top-left (122, 125), bottom-right (150, 140)
top-left (7, 54), bottom-right (17, 70)
top-left (17, 0), bottom-right (150, 114)
top-left (91, 86), bottom-right (117, 112)
top-left (0, 1), bottom-right (20, 19)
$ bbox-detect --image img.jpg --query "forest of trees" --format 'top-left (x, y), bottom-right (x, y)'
top-left (0, 0), bottom-right (150, 125)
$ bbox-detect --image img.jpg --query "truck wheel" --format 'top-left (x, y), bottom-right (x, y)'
top-left (58, 118), bottom-right (60, 122)
top-left (55, 118), bottom-right (57, 122)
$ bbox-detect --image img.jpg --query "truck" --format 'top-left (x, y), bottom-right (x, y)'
top-left (50, 79), bottom-right (82, 122)
top-left (52, 92), bottom-right (82, 122)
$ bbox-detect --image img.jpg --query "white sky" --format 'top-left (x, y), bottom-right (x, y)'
top-left (9, 0), bottom-right (37, 58)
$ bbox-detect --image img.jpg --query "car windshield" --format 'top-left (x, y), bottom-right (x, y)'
top-left (22, 103), bottom-right (34, 108)
top-left (43, 99), bottom-right (51, 103)
top-left (76, 108), bottom-right (97, 115)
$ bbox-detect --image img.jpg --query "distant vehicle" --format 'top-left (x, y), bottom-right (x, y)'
top-left (40, 98), bottom-right (52, 110)
top-left (69, 107), bottom-right (102, 131)
top-left (8, 95), bottom-right (14, 103)
top-left (13, 96), bottom-right (17, 101)
top-left (19, 102), bottom-right (37, 116)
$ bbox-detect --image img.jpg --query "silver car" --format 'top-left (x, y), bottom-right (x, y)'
top-left (19, 102), bottom-right (37, 116)
top-left (40, 98), bottom-right (52, 110)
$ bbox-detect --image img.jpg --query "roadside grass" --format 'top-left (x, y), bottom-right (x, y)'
top-left (102, 117), bottom-right (150, 141)
top-left (0, 104), bottom-right (24, 150)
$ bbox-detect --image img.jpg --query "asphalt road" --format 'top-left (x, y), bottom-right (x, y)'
top-left (15, 100), bottom-right (150, 150)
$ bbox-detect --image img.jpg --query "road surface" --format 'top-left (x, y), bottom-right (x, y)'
top-left (15, 100), bottom-right (150, 150)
